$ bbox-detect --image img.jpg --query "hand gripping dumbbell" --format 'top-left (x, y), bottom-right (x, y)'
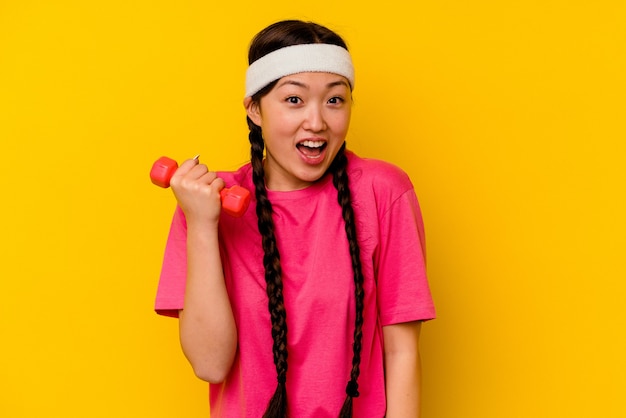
top-left (150, 156), bottom-right (250, 217)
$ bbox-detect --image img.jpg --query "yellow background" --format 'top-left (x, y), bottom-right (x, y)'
top-left (1, 1), bottom-right (624, 417)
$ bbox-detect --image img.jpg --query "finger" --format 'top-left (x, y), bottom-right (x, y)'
top-left (187, 163), bottom-right (210, 182)
top-left (208, 176), bottom-right (225, 192)
top-left (173, 155), bottom-right (201, 177)
top-left (197, 170), bottom-right (220, 185)
top-left (171, 158), bottom-right (207, 189)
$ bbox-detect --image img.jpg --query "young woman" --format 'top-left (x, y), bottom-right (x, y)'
top-left (155, 20), bottom-right (435, 418)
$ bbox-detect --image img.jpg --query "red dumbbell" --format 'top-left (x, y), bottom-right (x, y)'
top-left (150, 156), bottom-right (250, 217)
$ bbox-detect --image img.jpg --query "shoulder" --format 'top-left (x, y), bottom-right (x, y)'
top-left (346, 150), bottom-right (414, 195)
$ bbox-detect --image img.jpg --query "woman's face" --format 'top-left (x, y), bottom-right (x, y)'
top-left (245, 71), bottom-right (352, 191)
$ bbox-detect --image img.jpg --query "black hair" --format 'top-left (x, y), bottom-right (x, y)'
top-left (246, 20), bottom-right (365, 418)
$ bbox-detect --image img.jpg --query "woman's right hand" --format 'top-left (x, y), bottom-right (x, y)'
top-left (168, 157), bottom-right (225, 227)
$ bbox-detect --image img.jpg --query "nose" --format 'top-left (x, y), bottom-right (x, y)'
top-left (302, 103), bottom-right (327, 132)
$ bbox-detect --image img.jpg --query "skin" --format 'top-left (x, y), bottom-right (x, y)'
top-left (171, 71), bottom-right (423, 415)
top-left (169, 159), bottom-right (237, 383)
top-left (383, 321), bottom-right (423, 417)
top-left (244, 72), bottom-right (352, 191)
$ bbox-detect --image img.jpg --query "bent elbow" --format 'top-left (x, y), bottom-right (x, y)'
top-left (191, 365), bottom-right (226, 383)
top-left (190, 359), bottom-right (234, 384)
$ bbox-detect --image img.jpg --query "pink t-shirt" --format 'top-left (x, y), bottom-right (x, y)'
top-left (155, 151), bottom-right (435, 417)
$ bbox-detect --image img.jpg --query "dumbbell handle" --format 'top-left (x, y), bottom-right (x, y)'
top-left (150, 156), bottom-right (250, 217)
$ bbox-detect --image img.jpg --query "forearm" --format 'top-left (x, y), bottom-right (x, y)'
top-left (384, 349), bottom-right (422, 417)
top-left (383, 321), bottom-right (423, 418)
top-left (179, 222), bottom-right (237, 383)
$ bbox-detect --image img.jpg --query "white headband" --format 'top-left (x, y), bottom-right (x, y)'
top-left (245, 43), bottom-right (355, 98)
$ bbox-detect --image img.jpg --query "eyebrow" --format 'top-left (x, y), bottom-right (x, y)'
top-left (276, 78), bottom-right (350, 90)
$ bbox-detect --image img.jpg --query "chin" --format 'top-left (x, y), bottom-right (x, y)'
top-left (300, 166), bottom-right (330, 182)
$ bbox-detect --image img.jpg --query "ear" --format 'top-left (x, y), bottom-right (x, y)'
top-left (243, 97), bottom-right (262, 127)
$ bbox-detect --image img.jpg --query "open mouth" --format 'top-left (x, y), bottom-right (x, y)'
top-left (296, 140), bottom-right (327, 158)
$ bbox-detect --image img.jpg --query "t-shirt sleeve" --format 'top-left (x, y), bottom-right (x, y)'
top-left (154, 206), bottom-right (187, 318)
top-left (375, 186), bottom-right (436, 326)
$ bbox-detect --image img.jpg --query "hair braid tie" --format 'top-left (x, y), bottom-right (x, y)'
top-left (345, 380), bottom-right (360, 398)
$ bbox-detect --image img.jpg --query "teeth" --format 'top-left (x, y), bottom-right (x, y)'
top-left (300, 140), bottom-right (324, 148)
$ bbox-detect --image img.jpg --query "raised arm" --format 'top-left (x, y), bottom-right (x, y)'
top-left (170, 157), bottom-right (237, 383)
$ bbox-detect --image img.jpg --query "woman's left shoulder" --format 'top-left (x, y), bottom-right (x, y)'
top-left (346, 151), bottom-right (413, 192)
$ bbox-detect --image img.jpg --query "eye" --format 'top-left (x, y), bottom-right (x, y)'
top-left (286, 96), bottom-right (302, 104)
top-left (328, 96), bottom-right (345, 105)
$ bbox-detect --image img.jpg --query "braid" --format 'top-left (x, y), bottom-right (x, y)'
top-left (331, 144), bottom-right (366, 418)
top-left (248, 119), bottom-right (289, 418)
top-left (247, 116), bottom-right (364, 418)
